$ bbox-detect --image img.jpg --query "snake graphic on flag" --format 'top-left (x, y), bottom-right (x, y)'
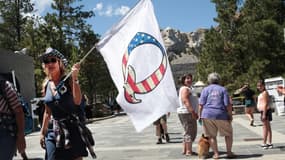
top-left (122, 32), bottom-right (167, 104)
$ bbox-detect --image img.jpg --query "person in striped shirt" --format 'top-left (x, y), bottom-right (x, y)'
top-left (0, 79), bottom-right (26, 160)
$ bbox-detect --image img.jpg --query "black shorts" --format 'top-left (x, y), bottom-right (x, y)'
top-left (260, 109), bottom-right (272, 121)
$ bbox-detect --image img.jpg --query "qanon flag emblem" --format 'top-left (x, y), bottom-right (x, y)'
top-left (122, 32), bottom-right (167, 104)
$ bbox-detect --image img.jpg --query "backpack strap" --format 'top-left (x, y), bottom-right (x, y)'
top-left (0, 80), bottom-right (7, 98)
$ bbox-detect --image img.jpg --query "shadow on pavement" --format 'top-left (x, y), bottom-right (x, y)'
top-left (243, 137), bottom-right (263, 141)
top-left (14, 158), bottom-right (43, 160)
top-left (168, 132), bottom-right (182, 135)
top-left (168, 137), bottom-right (183, 143)
top-left (231, 154), bottom-right (263, 159)
top-left (168, 140), bottom-right (183, 143)
top-left (208, 152), bottom-right (263, 159)
top-left (276, 145), bottom-right (285, 151)
top-left (167, 132), bottom-right (183, 143)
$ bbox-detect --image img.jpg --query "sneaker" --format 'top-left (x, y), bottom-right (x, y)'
top-left (156, 138), bottom-right (162, 144)
top-left (165, 133), bottom-right (170, 142)
top-left (261, 144), bottom-right (268, 149)
top-left (267, 144), bottom-right (273, 149)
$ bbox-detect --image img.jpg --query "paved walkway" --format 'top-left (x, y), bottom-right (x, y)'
top-left (14, 112), bottom-right (285, 160)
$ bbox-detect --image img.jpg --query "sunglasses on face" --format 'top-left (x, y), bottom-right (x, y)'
top-left (43, 57), bottom-right (57, 64)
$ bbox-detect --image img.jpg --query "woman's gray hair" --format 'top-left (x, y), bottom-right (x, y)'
top-left (208, 72), bottom-right (220, 84)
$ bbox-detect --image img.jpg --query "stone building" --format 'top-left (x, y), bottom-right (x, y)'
top-left (0, 48), bottom-right (35, 103)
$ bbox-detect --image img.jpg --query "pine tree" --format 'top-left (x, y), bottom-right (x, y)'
top-left (197, 0), bottom-right (285, 92)
top-left (0, 0), bottom-right (34, 50)
top-left (197, 0), bottom-right (240, 90)
top-left (236, 0), bottom-right (285, 80)
top-left (43, 0), bottom-right (95, 59)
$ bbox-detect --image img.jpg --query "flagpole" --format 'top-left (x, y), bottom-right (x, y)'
top-left (56, 45), bottom-right (97, 93)
top-left (62, 45), bottom-right (97, 82)
top-left (11, 70), bottom-right (18, 92)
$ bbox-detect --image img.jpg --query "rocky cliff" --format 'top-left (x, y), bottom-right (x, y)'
top-left (161, 27), bottom-right (206, 82)
top-left (162, 27), bottom-right (206, 59)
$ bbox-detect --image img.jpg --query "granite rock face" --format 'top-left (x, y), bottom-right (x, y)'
top-left (161, 27), bottom-right (206, 82)
top-left (161, 27), bottom-right (206, 58)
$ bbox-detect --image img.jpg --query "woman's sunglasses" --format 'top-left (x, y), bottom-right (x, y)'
top-left (43, 57), bottom-right (57, 64)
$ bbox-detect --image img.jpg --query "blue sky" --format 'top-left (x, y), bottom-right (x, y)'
top-left (34, 0), bottom-right (217, 35)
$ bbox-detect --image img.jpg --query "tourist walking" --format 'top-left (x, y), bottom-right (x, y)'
top-left (153, 114), bottom-right (170, 144)
top-left (236, 83), bottom-right (256, 126)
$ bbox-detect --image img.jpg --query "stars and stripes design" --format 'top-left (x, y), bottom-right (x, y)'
top-left (97, 0), bottom-right (178, 132)
top-left (122, 32), bottom-right (167, 104)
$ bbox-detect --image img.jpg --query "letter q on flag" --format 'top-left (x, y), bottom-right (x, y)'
top-left (96, 0), bottom-right (178, 132)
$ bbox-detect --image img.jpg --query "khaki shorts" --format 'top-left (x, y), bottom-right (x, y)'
top-left (203, 119), bottom-right (233, 137)
top-left (153, 115), bottom-right (167, 125)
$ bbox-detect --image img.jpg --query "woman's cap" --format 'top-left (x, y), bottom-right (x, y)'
top-left (40, 47), bottom-right (68, 67)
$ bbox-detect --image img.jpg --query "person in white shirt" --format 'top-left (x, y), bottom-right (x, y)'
top-left (177, 73), bottom-right (198, 156)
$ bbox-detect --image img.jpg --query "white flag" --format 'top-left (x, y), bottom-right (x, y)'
top-left (96, 0), bottom-right (178, 132)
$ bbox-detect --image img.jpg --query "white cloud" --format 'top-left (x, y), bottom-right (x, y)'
top-left (104, 6), bottom-right (113, 17)
top-left (114, 6), bottom-right (130, 16)
top-left (32, 0), bottom-right (53, 15)
top-left (93, 2), bottom-right (130, 17)
top-left (94, 3), bottom-right (103, 11)
top-left (20, 0), bottom-right (51, 26)
top-left (21, 0), bottom-right (51, 28)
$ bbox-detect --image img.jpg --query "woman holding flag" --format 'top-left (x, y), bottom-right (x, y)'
top-left (39, 48), bottom-right (95, 160)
